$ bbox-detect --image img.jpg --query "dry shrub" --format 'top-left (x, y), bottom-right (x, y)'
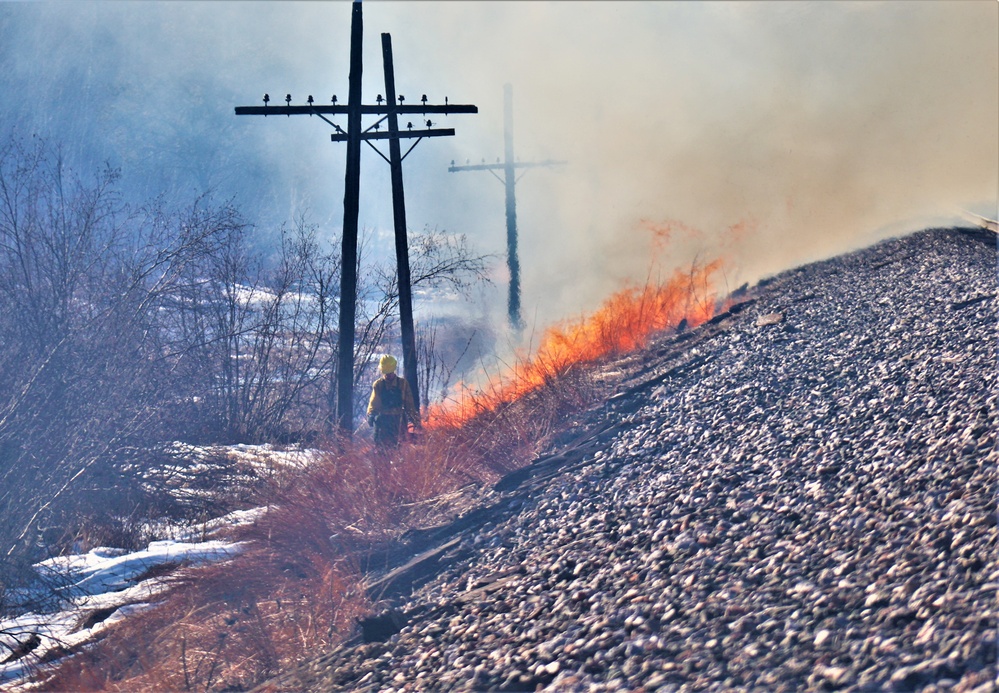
top-left (34, 435), bottom-right (494, 691)
top-left (39, 531), bottom-right (365, 692)
top-left (267, 430), bottom-right (494, 540)
top-left (428, 365), bottom-right (601, 478)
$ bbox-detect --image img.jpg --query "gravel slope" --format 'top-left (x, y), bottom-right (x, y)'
top-left (260, 227), bottom-right (997, 693)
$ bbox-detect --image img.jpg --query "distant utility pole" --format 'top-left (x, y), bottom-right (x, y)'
top-left (449, 83), bottom-right (566, 331)
top-left (235, 0), bottom-right (476, 436)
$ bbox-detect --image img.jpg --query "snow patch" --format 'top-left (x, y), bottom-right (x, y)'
top-left (1, 538), bottom-right (245, 687)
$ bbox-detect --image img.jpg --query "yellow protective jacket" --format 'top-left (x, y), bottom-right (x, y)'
top-left (367, 375), bottom-right (419, 425)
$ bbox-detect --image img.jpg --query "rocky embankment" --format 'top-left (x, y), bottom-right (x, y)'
top-left (260, 228), bottom-right (997, 692)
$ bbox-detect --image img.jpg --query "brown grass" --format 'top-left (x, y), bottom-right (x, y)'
top-left (34, 259), bottom-right (723, 691)
top-left (38, 517), bottom-right (364, 691)
top-left (426, 258), bottom-right (724, 430)
top-left (34, 367), bottom-right (604, 692)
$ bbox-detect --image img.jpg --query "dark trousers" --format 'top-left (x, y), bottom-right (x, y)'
top-left (373, 414), bottom-right (404, 447)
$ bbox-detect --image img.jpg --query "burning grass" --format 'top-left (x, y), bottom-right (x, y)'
top-left (427, 257), bottom-right (725, 430)
top-left (33, 243), bottom-right (730, 691)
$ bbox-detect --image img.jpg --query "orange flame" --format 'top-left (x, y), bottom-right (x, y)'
top-left (427, 244), bottom-right (728, 429)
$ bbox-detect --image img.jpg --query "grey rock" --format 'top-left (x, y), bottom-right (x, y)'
top-left (256, 229), bottom-right (998, 693)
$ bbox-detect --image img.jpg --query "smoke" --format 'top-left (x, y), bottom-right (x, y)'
top-left (381, 1), bottom-right (997, 326)
top-left (1, 1), bottom-right (996, 339)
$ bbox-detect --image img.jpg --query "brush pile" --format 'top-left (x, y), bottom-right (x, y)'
top-left (260, 228), bottom-right (996, 692)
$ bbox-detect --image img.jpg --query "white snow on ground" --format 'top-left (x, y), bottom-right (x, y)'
top-left (36, 540), bottom-right (245, 600)
top-left (223, 443), bottom-right (321, 472)
top-left (1, 539), bottom-right (245, 688)
top-left (0, 442), bottom-right (312, 690)
top-left (166, 441), bottom-right (321, 473)
top-left (143, 505), bottom-right (269, 544)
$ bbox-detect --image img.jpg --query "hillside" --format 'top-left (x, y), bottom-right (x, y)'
top-left (257, 228), bottom-right (997, 692)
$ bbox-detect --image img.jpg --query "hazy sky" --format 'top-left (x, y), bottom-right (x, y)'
top-left (1, 0), bottom-right (996, 336)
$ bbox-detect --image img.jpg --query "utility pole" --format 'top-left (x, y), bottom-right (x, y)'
top-left (235, 0), bottom-right (476, 436)
top-left (381, 33), bottom-right (418, 420)
top-left (449, 83), bottom-right (565, 331)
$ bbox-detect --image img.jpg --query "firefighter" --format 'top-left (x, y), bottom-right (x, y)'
top-left (367, 355), bottom-right (420, 447)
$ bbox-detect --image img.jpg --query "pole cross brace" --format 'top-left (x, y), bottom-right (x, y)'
top-left (234, 104), bottom-right (477, 117)
top-left (331, 128), bottom-right (455, 142)
top-left (447, 159), bottom-right (567, 172)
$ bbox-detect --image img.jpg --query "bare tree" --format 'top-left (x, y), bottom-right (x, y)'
top-left (415, 318), bottom-right (478, 411)
top-left (0, 134), bottom-right (492, 583)
top-left (0, 136), bottom-right (246, 575)
top-left (168, 218), bottom-right (340, 442)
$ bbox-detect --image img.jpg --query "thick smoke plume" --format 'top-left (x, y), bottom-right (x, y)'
top-left (1, 1), bottom-right (995, 334)
top-left (397, 1), bottom-right (998, 325)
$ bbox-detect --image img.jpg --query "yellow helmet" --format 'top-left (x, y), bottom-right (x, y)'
top-left (379, 354), bottom-right (398, 374)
